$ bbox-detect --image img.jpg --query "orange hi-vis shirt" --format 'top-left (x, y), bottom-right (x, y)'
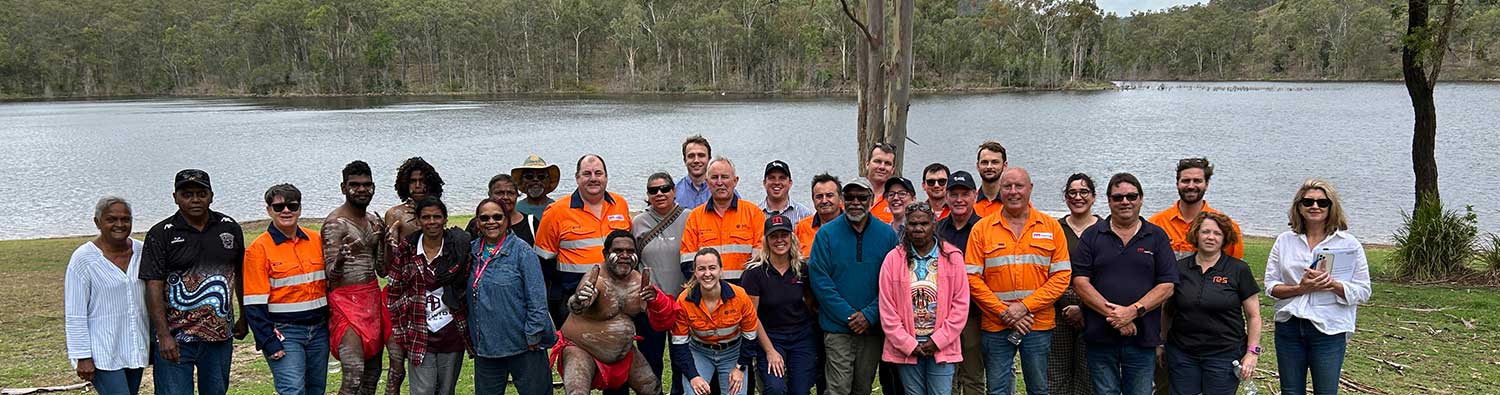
top-left (795, 213), bottom-right (837, 258)
top-left (681, 195), bottom-right (764, 280)
top-left (535, 190), bottom-right (633, 277)
top-left (1148, 200), bottom-right (1244, 260)
top-left (964, 206), bottom-right (1073, 332)
top-left (871, 195), bottom-right (894, 224)
top-left (243, 226), bottom-right (328, 314)
top-left (671, 281), bottom-right (760, 346)
top-left (973, 188), bottom-right (1005, 218)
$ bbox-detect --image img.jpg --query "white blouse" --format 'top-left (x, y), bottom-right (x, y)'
top-left (64, 240), bottom-right (150, 370)
top-left (1263, 230), bottom-right (1373, 335)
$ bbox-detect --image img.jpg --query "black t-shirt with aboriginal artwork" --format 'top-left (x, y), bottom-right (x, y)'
top-left (141, 211), bottom-right (245, 343)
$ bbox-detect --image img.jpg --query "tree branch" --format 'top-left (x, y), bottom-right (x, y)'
top-left (1427, 0), bottom-right (1461, 90)
top-left (839, 0), bottom-right (876, 44)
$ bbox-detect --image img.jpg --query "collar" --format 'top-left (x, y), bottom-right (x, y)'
top-left (943, 212), bottom-right (980, 230)
top-left (416, 233), bottom-right (444, 259)
top-left (812, 211), bottom-right (840, 227)
top-left (679, 176), bottom-right (708, 192)
top-left (912, 238), bottom-right (941, 260)
top-left (1189, 253), bottom-right (1229, 271)
top-left (990, 206), bottom-right (1048, 228)
top-left (569, 189), bottom-right (617, 209)
top-left (705, 194), bottom-right (741, 212)
top-left (685, 280), bottom-right (736, 303)
top-left (1100, 216), bottom-right (1153, 241)
top-left (169, 210), bottom-right (227, 232)
top-left (977, 187), bottom-right (1003, 202)
top-left (760, 198), bottom-right (792, 214)
top-left (1171, 200), bottom-right (1216, 221)
top-left (268, 224), bottom-right (309, 245)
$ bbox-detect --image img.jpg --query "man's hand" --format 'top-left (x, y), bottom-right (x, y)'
top-left (917, 340), bottom-right (939, 357)
top-left (157, 334), bottom-right (180, 363)
top-left (848, 312), bottom-right (870, 334)
top-left (1118, 322), bottom-right (1137, 337)
top-left (766, 349), bottom-right (785, 378)
top-left (1001, 302), bottom-right (1030, 324)
top-left (1104, 302), bottom-right (1138, 329)
top-left (1062, 305), bottom-right (1084, 328)
top-left (571, 280), bottom-right (597, 311)
top-left (639, 267), bottom-right (657, 303)
top-left (689, 377), bottom-right (712, 395)
top-left (233, 317), bottom-right (249, 340)
top-left (75, 358), bottom-right (96, 382)
top-left (1011, 314), bottom-right (1036, 335)
top-left (729, 367), bottom-right (745, 395)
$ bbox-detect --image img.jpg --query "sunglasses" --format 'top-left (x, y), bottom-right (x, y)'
top-left (1299, 198), bottom-right (1333, 208)
top-left (521, 172), bottom-right (548, 181)
top-left (271, 202), bottom-right (301, 212)
top-left (476, 214), bottom-right (506, 223)
top-left (1108, 193), bottom-right (1140, 203)
top-left (1066, 189), bottom-right (1093, 198)
top-left (844, 193), bottom-right (872, 202)
top-left (648, 184), bottom-right (674, 195)
top-left (924, 179), bottom-right (947, 187)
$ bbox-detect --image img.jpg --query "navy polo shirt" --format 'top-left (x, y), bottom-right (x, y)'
top-left (1072, 217), bottom-right (1179, 347)
top-left (741, 263), bottom-right (813, 334)
top-left (937, 213), bottom-right (980, 256)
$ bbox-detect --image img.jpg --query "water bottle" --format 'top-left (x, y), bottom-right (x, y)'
top-left (1232, 360), bottom-right (1258, 395)
top-left (1007, 331), bottom-right (1023, 345)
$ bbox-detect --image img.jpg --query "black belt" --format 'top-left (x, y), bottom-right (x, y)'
top-left (693, 337), bottom-right (741, 350)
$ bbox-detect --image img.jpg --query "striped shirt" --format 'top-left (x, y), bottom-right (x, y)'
top-left (65, 240), bottom-right (150, 371)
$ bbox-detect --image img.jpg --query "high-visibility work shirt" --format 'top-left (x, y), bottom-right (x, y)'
top-left (243, 225), bottom-right (328, 354)
top-left (535, 190), bottom-right (632, 290)
top-left (669, 281), bottom-right (759, 380)
top-left (1147, 200), bottom-right (1244, 260)
top-left (964, 207), bottom-right (1072, 332)
top-left (871, 195), bottom-right (894, 224)
top-left (795, 214), bottom-right (837, 258)
top-left (973, 189), bottom-right (1004, 219)
top-left (680, 195), bottom-right (764, 280)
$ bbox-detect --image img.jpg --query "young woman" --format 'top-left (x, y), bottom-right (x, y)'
top-left (1052, 173), bottom-right (1099, 395)
top-left (671, 249), bottom-right (765, 395)
top-left (877, 203), bottom-right (969, 395)
top-left (1164, 212), bottom-right (1261, 395)
top-left (742, 215), bottom-right (817, 395)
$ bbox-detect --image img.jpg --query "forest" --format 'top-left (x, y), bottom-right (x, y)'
top-left (2, 0), bottom-right (1498, 97)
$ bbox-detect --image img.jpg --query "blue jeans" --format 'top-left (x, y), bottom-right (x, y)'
top-left (265, 323), bottom-right (330, 395)
top-left (896, 357), bottom-right (955, 395)
top-left (152, 340), bottom-right (232, 395)
top-left (982, 330), bottom-right (1052, 395)
top-left (474, 350), bottom-right (551, 394)
top-left (1085, 342), bottom-right (1155, 395)
top-left (93, 368), bottom-right (144, 395)
top-left (1164, 344), bottom-right (1239, 395)
top-left (759, 326), bottom-right (817, 395)
top-left (1274, 318), bottom-right (1347, 395)
top-left (683, 341), bottom-right (747, 395)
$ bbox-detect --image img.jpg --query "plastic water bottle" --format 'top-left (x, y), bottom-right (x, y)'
top-left (1232, 360), bottom-right (1258, 395)
top-left (1007, 331), bottom-right (1023, 345)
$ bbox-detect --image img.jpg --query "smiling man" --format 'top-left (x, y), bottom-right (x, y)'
top-left (676, 135), bottom-right (715, 209)
top-left (535, 154), bottom-right (634, 323)
top-left (322, 161), bottom-right (388, 395)
top-left (866, 143), bottom-right (898, 224)
top-left (761, 160), bottom-right (814, 224)
top-left (681, 157), bottom-right (765, 283)
top-left (1148, 157), bottom-right (1245, 260)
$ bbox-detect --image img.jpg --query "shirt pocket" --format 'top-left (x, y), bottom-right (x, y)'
top-left (270, 259), bottom-right (301, 278)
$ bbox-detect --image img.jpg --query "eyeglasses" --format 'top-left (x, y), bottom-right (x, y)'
top-left (924, 179), bottom-right (947, 187)
top-left (476, 214), bottom-right (506, 223)
top-left (1066, 189), bottom-right (1093, 198)
top-left (648, 184), bottom-right (674, 195)
top-left (1108, 193), bottom-right (1140, 203)
top-left (1299, 198), bottom-right (1333, 208)
top-left (271, 202), bottom-right (301, 212)
top-left (886, 190), bottom-right (912, 198)
top-left (844, 193), bottom-right (872, 202)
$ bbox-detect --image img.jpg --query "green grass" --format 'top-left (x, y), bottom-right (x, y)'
top-left (3, 225), bottom-right (1497, 394)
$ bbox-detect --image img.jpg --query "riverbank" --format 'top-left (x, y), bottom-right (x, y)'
top-left (1, 215), bottom-right (1495, 394)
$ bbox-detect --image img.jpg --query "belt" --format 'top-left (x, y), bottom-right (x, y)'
top-left (693, 337), bottom-right (741, 351)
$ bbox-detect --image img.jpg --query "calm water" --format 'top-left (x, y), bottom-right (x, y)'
top-left (3, 82), bottom-right (1498, 242)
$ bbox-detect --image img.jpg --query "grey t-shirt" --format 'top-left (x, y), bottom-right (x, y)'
top-left (632, 207), bottom-right (690, 296)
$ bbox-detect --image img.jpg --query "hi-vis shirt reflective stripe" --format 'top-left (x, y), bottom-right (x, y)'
top-left (673, 282), bottom-right (760, 345)
top-left (964, 206), bottom-right (1072, 332)
top-left (535, 191), bottom-right (633, 274)
top-left (681, 196), bottom-right (765, 280)
top-left (243, 226), bottom-right (328, 315)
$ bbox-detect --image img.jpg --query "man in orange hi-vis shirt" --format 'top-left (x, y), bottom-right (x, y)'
top-left (1147, 157), bottom-right (1245, 260)
top-left (681, 157), bottom-right (765, 282)
top-left (535, 154), bottom-right (633, 322)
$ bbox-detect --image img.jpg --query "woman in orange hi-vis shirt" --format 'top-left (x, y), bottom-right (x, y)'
top-left (670, 248), bottom-right (769, 395)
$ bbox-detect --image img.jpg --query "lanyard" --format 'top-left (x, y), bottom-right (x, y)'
top-left (471, 234), bottom-right (507, 290)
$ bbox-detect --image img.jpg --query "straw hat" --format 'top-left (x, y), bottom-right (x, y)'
top-left (511, 154), bottom-right (561, 195)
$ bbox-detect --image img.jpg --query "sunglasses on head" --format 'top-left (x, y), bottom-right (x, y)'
top-left (271, 202), bottom-right (301, 212)
top-left (924, 178), bottom-right (947, 187)
top-left (476, 214), bottom-right (506, 223)
top-left (1299, 198), bottom-right (1333, 208)
top-left (647, 184), bottom-right (674, 195)
top-left (1108, 193), bottom-right (1140, 203)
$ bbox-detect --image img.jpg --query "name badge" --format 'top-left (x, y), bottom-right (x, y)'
top-left (608, 214), bottom-right (626, 222)
top-left (1032, 232), bottom-right (1053, 240)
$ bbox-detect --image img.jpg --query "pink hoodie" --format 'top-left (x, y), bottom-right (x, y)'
top-left (878, 240), bottom-right (970, 364)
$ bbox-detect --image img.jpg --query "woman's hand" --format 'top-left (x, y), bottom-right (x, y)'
top-left (690, 377), bottom-right (712, 395)
top-left (766, 349), bottom-right (786, 377)
top-left (729, 368), bottom-right (745, 394)
top-left (1239, 353), bottom-right (1258, 380)
top-left (75, 358), bottom-right (95, 382)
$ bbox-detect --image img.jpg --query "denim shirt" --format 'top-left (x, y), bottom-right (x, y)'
top-left (465, 235), bottom-right (557, 358)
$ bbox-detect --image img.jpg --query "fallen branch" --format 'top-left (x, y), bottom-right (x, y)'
top-left (0, 383), bottom-right (88, 395)
top-left (1367, 304), bottom-right (1454, 312)
top-left (1367, 356), bottom-right (1410, 374)
top-left (1340, 375), bottom-right (1388, 394)
top-left (1442, 313), bottom-right (1476, 329)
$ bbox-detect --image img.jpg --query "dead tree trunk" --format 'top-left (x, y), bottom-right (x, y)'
top-left (884, 0), bottom-right (914, 176)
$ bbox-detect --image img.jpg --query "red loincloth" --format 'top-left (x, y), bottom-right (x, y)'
top-left (550, 332), bottom-right (639, 390)
top-left (328, 282), bottom-right (390, 360)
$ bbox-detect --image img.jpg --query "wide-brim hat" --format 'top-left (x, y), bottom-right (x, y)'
top-left (510, 154), bottom-right (561, 195)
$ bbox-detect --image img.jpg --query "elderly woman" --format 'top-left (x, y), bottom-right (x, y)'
top-left (742, 215), bottom-right (818, 395)
top-left (1163, 212), bottom-right (1261, 395)
top-left (1051, 173), bottom-right (1099, 395)
top-left (625, 171), bottom-right (692, 394)
top-left (1265, 179), bottom-right (1371, 395)
top-left (877, 203), bottom-right (969, 395)
top-left (66, 196), bottom-right (149, 395)
top-left (461, 198), bottom-right (555, 394)
top-left (671, 249), bottom-right (765, 395)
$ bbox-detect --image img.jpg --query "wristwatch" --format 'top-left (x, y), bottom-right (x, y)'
top-left (1133, 302), bottom-right (1146, 315)
top-left (1248, 345), bottom-right (1263, 355)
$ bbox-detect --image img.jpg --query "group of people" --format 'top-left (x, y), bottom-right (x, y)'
top-left (63, 135), bottom-right (1373, 395)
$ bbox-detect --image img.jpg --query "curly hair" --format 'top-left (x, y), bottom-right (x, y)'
top-left (1186, 211), bottom-right (1240, 252)
top-left (395, 157), bottom-right (444, 201)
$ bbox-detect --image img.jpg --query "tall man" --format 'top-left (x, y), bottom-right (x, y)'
top-left (322, 161), bottom-right (388, 395)
top-left (922, 163), bottom-right (952, 220)
top-left (1073, 173), bottom-right (1178, 395)
top-left (681, 157), bottom-right (765, 282)
top-left (761, 160), bottom-right (815, 224)
top-left (512, 154), bottom-right (561, 220)
top-left (141, 169), bottom-right (245, 395)
top-left (866, 143), bottom-right (898, 224)
top-left (974, 141), bottom-right (1009, 218)
top-left (939, 171), bottom-right (986, 395)
top-left (1148, 157), bottom-right (1245, 260)
top-left (536, 154), bottom-right (633, 324)
top-left (809, 178), bottom-right (900, 395)
top-left (965, 168), bottom-right (1072, 395)
top-left (676, 135), bottom-right (714, 209)
top-left (796, 173), bottom-right (842, 258)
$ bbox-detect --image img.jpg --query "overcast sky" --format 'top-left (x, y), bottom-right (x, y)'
top-left (1095, 0), bottom-right (1206, 15)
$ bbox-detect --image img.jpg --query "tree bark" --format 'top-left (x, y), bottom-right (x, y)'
top-left (1401, 0), bottom-right (1455, 208)
top-left (884, 0), bottom-right (914, 176)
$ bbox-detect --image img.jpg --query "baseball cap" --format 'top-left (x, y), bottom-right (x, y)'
top-left (765, 215), bottom-right (794, 234)
top-left (174, 169), bottom-right (212, 191)
top-left (842, 177), bottom-right (874, 193)
top-left (764, 160), bottom-right (791, 178)
top-left (884, 177), bottom-right (915, 195)
top-left (947, 171), bottom-right (977, 191)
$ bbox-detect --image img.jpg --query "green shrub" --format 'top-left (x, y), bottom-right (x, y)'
top-left (1478, 233), bottom-right (1500, 272)
top-left (1392, 194), bottom-right (1479, 281)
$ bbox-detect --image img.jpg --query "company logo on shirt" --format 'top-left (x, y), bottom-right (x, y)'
top-left (1032, 232), bottom-right (1053, 240)
top-left (170, 237), bottom-right (186, 244)
top-left (220, 233), bottom-right (235, 249)
top-left (1212, 276), bottom-right (1230, 284)
top-left (608, 214), bottom-right (626, 222)
top-left (1137, 247), bottom-right (1154, 255)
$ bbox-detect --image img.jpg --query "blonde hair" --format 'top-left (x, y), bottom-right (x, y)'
top-left (1287, 178), bottom-right (1349, 235)
top-left (744, 228), bottom-right (805, 278)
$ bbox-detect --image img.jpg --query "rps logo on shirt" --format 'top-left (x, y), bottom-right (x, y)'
top-left (1212, 276), bottom-right (1230, 284)
top-left (1136, 247), bottom-right (1154, 255)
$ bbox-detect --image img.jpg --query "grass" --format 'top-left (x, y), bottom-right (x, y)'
top-left (2, 220), bottom-right (1497, 394)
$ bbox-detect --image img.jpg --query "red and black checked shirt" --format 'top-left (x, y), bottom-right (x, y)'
top-left (386, 236), bottom-right (469, 366)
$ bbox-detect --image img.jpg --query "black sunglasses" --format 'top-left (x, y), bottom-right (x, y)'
top-left (924, 178), bottom-right (947, 187)
top-left (1108, 193), bottom-right (1140, 203)
top-left (521, 172), bottom-right (548, 181)
top-left (1299, 198), bottom-right (1333, 208)
top-left (476, 214), bottom-right (506, 223)
top-left (271, 202), bottom-right (301, 212)
top-left (648, 184), bottom-right (674, 195)
top-left (844, 193), bottom-right (872, 202)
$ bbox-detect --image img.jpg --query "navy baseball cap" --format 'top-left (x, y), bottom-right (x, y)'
top-left (174, 169), bottom-right (212, 191)
top-left (765, 215), bottom-right (794, 234)
top-left (947, 171), bottom-right (977, 191)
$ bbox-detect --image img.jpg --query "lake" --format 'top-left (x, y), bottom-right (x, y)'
top-left (3, 82), bottom-right (1497, 243)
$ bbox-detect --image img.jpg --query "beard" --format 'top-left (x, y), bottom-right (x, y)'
top-left (846, 210), bottom-right (868, 223)
top-left (1179, 189), bottom-right (1203, 204)
top-left (526, 185), bottom-right (546, 197)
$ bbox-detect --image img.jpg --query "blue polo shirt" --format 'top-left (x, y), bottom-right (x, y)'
top-left (1072, 217), bottom-right (1179, 347)
top-left (675, 176), bottom-right (712, 209)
